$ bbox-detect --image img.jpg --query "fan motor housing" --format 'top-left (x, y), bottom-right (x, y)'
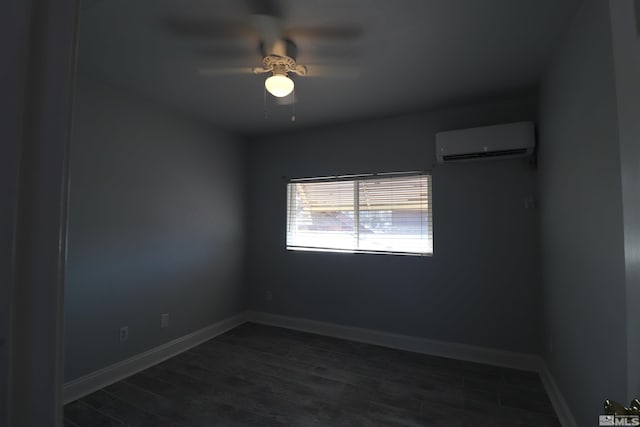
top-left (263, 55), bottom-right (296, 74)
top-left (260, 38), bottom-right (297, 60)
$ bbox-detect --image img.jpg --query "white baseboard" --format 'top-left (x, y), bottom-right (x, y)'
top-left (63, 309), bottom-right (577, 427)
top-left (539, 362), bottom-right (578, 427)
top-left (249, 311), bottom-right (540, 372)
top-left (63, 311), bottom-right (250, 403)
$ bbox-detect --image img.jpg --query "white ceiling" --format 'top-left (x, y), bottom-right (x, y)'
top-left (76, 0), bottom-right (581, 135)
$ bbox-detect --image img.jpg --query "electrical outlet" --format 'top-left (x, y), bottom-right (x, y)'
top-left (266, 290), bottom-right (273, 301)
top-left (161, 313), bottom-right (169, 329)
top-left (119, 326), bottom-right (128, 342)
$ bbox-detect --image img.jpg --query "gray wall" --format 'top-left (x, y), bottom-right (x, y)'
top-left (247, 97), bottom-right (541, 354)
top-left (538, 0), bottom-right (628, 424)
top-left (64, 78), bottom-right (247, 382)
top-left (610, 0), bottom-right (640, 401)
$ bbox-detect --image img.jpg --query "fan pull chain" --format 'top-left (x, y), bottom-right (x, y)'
top-left (291, 90), bottom-right (296, 123)
top-left (263, 85), bottom-right (268, 120)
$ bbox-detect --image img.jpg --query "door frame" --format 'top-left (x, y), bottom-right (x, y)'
top-left (3, 0), bottom-right (79, 425)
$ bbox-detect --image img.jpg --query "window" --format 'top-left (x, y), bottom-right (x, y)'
top-left (286, 173), bottom-right (433, 256)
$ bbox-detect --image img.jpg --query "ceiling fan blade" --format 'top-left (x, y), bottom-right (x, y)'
top-left (197, 66), bottom-right (256, 76)
top-left (196, 47), bottom-right (258, 61)
top-left (286, 26), bottom-right (363, 41)
top-left (165, 18), bottom-right (253, 39)
top-left (297, 44), bottom-right (359, 58)
top-left (302, 65), bottom-right (360, 79)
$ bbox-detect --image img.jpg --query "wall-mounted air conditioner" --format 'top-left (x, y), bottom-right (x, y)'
top-left (435, 121), bottom-right (535, 163)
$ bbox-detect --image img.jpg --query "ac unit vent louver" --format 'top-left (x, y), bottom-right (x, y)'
top-left (436, 122), bottom-right (535, 163)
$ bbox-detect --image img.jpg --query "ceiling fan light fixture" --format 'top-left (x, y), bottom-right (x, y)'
top-left (265, 74), bottom-right (294, 97)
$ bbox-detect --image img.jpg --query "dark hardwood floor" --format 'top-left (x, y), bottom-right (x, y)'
top-left (64, 322), bottom-right (560, 426)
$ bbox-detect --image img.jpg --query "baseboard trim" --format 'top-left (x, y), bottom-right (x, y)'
top-left (250, 311), bottom-right (579, 426)
top-left (63, 311), bottom-right (250, 403)
top-left (539, 362), bottom-right (578, 427)
top-left (249, 311), bottom-right (540, 372)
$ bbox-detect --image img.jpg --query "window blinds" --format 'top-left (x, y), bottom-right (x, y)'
top-left (286, 174), bottom-right (433, 255)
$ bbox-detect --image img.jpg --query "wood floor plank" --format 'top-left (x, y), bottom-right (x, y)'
top-left (64, 418), bottom-right (81, 427)
top-left (65, 322), bottom-right (560, 426)
top-left (64, 401), bottom-right (126, 427)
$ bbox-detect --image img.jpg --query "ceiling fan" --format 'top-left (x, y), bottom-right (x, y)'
top-left (167, 0), bottom-right (361, 104)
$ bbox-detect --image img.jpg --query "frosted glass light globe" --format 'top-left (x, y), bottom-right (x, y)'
top-left (265, 74), bottom-right (294, 97)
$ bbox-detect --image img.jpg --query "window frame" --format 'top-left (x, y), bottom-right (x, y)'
top-left (285, 171), bottom-right (433, 257)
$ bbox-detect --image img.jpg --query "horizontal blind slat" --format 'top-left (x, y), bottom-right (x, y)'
top-left (287, 174), bottom-right (432, 255)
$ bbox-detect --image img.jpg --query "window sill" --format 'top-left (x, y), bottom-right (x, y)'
top-left (286, 246), bottom-right (433, 257)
